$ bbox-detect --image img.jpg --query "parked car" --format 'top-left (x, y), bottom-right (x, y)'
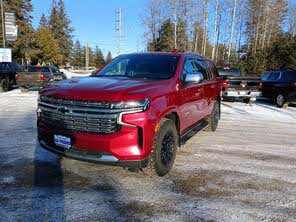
top-left (16, 65), bottom-right (67, 92)
top-left (218, 67), bottom-right (262, 103)
top-left (260, 70), bottom-right (296, 108)
top-left (37, 52), bottom-right (222, 176)
top-left (0, 62), bottom-right (25, 92)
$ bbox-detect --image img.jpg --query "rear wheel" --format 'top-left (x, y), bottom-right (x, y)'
top-left (205, 101), bottom-right (220, 132)
top-left (275, 91), bottom-right (286, 108)
top-left (0, 78), bottom-right (9, 92)
top-left (243, 98), bottom-right (251, 104)
top-left (148, 118), bottom-right (178, 177)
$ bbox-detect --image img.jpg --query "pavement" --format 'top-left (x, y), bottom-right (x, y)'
top-left (0, 90), bottom-right (296, 222)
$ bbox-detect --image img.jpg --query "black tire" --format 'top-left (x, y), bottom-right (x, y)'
top-left (20, 87), bottom-right (28, 92)
top-left (274, 91), bottom-right (286, 108)
top-left (205, 101), bottom-right (220, 132)
top-left (0, 78), bottom-right (10, 92)
top-left (148, 118), bottom-right (178, 177)
top-left (243, 98), bottom-right (251, 104)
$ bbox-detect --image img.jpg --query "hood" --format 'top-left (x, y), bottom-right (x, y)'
top-left (40, 76), bottom-right (172, 101)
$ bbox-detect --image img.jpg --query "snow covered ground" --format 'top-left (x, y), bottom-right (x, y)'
top-left (0, 90), bottom-right (296, 221)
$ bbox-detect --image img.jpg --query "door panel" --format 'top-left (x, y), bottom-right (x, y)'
top-left (179, 57), bottom-right (206, 131)
top-left (180, 84), bottom-right (204, 130)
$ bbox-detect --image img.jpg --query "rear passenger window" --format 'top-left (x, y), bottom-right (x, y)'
top-left (268, 72), bottom-right (281, 81)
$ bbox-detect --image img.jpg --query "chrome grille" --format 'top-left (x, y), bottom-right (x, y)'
top-left (39, 95), bottom-right (111, 109)
top-left (38, 96), bottom-right (119, 134)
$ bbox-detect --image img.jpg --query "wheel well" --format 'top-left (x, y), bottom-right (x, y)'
top-left (164, 112), bottom-right (180, 134)
top-left (275, 88), bottom-right (288, 97)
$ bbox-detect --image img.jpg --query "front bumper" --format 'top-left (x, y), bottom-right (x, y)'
top-left (223, 90), bottom-right (261, 98)
top-left (37, 107), bottom-right (155, 167)
top-left (38, 139), bottom-right (148, 168)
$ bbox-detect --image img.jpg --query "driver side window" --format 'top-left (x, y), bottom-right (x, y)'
top-left (182, 58), bottom-right (207, 81)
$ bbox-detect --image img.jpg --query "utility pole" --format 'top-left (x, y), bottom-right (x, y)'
top-left (1, 0), bottom-right (5, 47)
top-left (116, 8), bottom-right (122, 55)
top-left (85, 43), bottom-right (89, 70)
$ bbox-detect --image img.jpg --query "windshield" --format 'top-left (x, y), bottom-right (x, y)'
top-left (29, 66), bottom-right (50, 72)
top-left (98, 55), bottom-right (180, 80)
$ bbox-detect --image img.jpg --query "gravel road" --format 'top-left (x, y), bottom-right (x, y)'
top-left (1, 90), bottom-right (296, 222)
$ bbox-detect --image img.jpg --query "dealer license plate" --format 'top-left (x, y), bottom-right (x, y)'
top-left (54, 135), bottom-right (71, 149)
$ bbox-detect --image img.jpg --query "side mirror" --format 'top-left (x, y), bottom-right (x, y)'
top-left (185, 73), bottom-right (204, 84)
top-left (90, 70), bottom-right (98, 77)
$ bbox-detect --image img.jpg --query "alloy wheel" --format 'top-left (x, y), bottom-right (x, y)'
top-left (161, 132), bottom-right (175, 166)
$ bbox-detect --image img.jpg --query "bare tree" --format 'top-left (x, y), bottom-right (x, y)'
top-left (144, 0), bottom-right (166, 51)
top-left (227, 0), bottom-right (237, 64)
top-left (289, 2), bottom-right (296, 36)
top-left (194, 0), bottom-right (202, 53)
top-left (202, 0), bottom-right (209, 55)
top-left (212, 0), bottom-right (219, 60)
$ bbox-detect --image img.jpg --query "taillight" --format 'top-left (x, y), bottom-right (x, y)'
top-left (291, 82), bottom-right (296, 87)
top-left (15, 74), bottom-right (19, 80)
top-left (259, 81), bottom-right (263, 90)
top-left (40, 73), bottom-right (45, 81)
top-left (222, 79), bottom-right (228, 89)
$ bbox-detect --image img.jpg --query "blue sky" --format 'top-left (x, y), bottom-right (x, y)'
top-left (31, 0), bottom-right (147, 57)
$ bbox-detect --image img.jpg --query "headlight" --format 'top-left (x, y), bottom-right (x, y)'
top-left (111, 99), bottom-right (150, 111)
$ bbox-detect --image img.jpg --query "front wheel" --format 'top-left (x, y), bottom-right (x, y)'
top-left (148, 118), bottom-right (178, 177)
top-left (205, 101), bottom-right (220, 132)
top-left (275, 92), bottom-right (286, 108)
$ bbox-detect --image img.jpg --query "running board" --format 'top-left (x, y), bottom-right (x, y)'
top-left (180, 120), bottom-right (209, 146)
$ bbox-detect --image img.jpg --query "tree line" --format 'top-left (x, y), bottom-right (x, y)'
top-left (0, 0), bottom-right (112, 68)
top-left (144, 0), bottom-right (296, 75)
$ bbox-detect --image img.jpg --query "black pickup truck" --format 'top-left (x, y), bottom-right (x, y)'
top-left (0, 62), bottom-right (25, 92)
top-left (261, 70), bottom-right (296, 108)
top-left (218, 68), bottom-right (262, 103)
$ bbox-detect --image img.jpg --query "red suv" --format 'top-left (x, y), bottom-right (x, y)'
top-left (37, 52), bottom-right (221, 176)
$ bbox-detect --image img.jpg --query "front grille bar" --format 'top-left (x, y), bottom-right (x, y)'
top-left (38, 96), bottom-right (121, 134)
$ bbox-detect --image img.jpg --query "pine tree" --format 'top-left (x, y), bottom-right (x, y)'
top-left (49, 0), bottom-right (74, 65)
top-left (88, 47), bottom-right (96, 68)
top-left (32, 27), bottom-right (62, 65)
top-left (158, 19), bottom-right (175, 52)
top-left (39, 13), bottom-right (47, 28)
top-left (94, 46), bottom-right (105, 68)
top-left (71, 40), bottom-right (84, 68)
top-left (106, 51), bottom-right (112, 62)
top-left (1, 0), bottom-right (35, 64)
top-left (176, 19), bottom-right (188, 52)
